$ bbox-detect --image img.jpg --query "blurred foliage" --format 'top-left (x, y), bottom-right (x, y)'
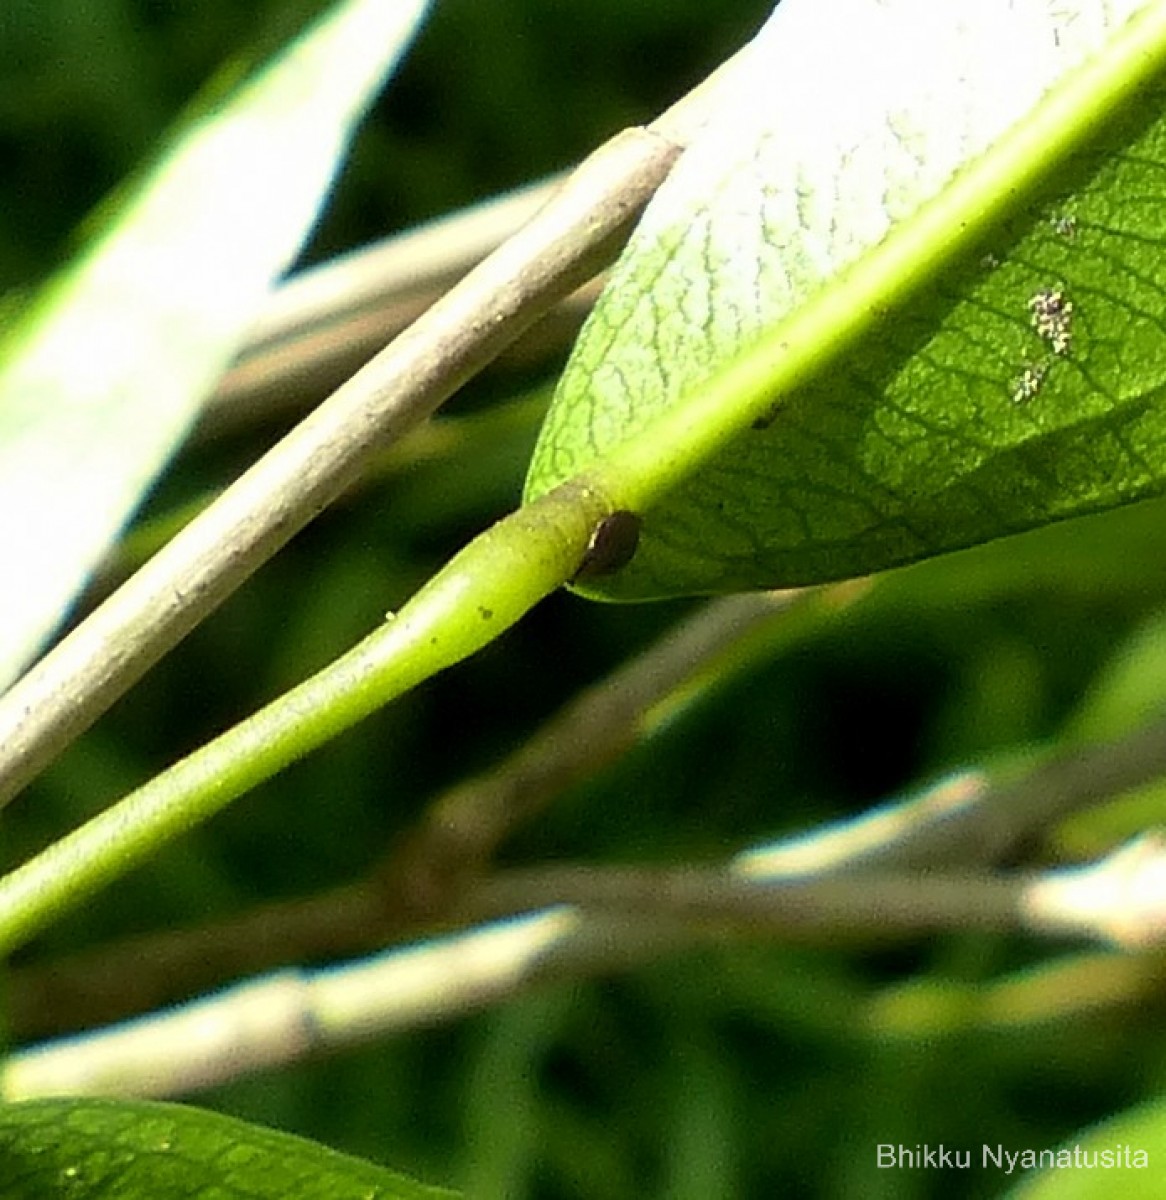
top-left (5, 3), bottom-right (1166, 1198)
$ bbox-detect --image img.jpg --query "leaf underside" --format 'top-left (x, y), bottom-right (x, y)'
top-left (527, 0), bottom-right (1166, 600)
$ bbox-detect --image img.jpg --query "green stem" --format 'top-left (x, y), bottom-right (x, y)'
top-left (0, 481), bottom-right (610, 956)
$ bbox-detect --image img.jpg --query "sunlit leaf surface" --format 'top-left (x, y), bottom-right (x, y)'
top-left (0, 1097), bottom-right (457, 1199)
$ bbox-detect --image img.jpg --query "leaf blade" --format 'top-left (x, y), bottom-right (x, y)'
top-left (1004, 1096), bottom-right (1165, 1197)
top-left (527, 0), bottom-right (1166, 599)
top-left (0, 0), bottom-right (430, 688)
top-left (0, 1097), bottom-right (457, 1200)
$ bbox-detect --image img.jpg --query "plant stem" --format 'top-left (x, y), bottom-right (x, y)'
top-left (9, 848), bottom-right (1156, 1101)
top-left (0, 481), bottom-right (610, 956)
top-left (3, 589), bottom-right (816, 1037)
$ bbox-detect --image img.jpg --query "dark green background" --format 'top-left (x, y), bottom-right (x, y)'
top-left (4, 3), bottom-right (1166, 1198)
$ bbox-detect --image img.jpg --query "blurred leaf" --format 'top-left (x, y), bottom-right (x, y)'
top-left (1051, 609), bottom-right (1166, 854)
top-left (527, 0), bottom-right (1166, 599)
top-left (1005, 1095), bottom-right (1165, 1197)
top-left (1053, 780), bottom-right (1166, 857)
top-left (0, 1097), bottom-right (457, 1199)
top-left (1065, 609), bottom-right (1166, 742)
top-left (0, 0), bottom-right (430, 690)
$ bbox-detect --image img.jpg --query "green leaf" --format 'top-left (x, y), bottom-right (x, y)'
top-left (1003, 1097), bottom-right (1165, 1197)
top-left (0, 0), bottom-right (430, 690)
top-left (0, 1098), bottom-right (457, 1199)
top-left (526, 0), bottom-right (1166, 599)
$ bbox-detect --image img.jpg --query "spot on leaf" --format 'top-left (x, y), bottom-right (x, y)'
top-left (1028, 285), bottom-right (1074, 356)
top-left (1050, 212), bottom-right (1078, 240)
top-left (1011, 360), bottom-right (1049, 405)
top-left (574, 510), bottom-right (642, 581)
